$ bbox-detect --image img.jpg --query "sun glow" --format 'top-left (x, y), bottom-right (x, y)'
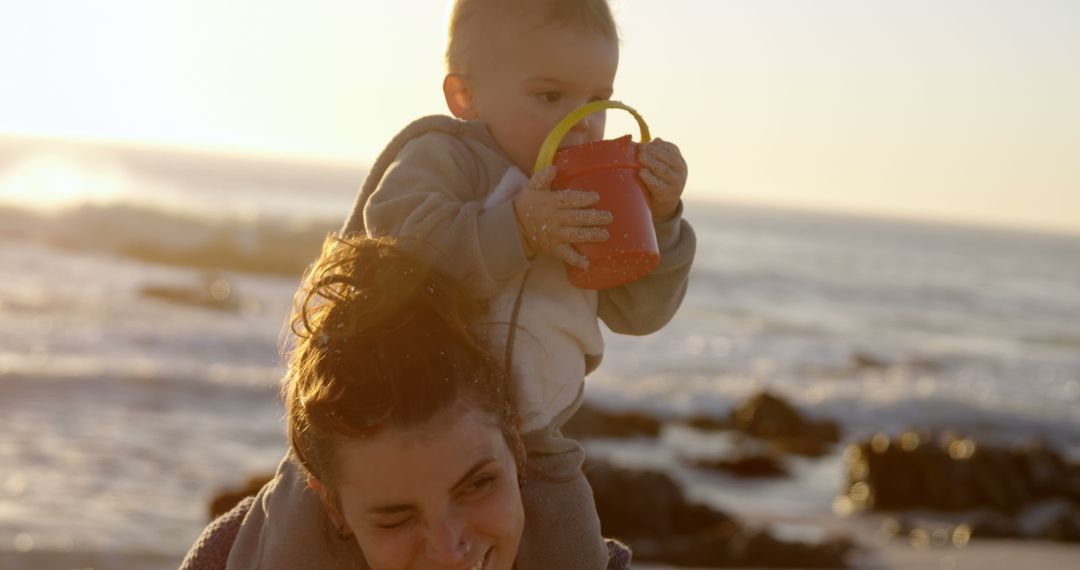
top-left (2, 1), bottom-right (1079, 233)
top-left (0, 154), bottom-right (131, 211)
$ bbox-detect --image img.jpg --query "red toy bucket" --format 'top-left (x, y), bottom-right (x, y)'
top-left (534, 101), bottom-right (660, 289)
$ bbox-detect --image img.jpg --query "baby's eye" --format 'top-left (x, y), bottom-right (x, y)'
top-left (537, 91), bottom-right (562, 104)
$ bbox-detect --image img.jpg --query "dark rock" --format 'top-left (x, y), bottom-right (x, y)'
top-left (729, 391), bottom-right (841, 457)
top-left (585, 459), bottom-right (853, 567)
top-left (968, 511), bottom-right (1023, 539)
top-left (841, 431), bottom-right (1080, 542)
top-left (584, 460), bottom-right (732, 539)
top-left (630, 527), bottom-right (853, 568)
top-left (969, 447), bottom-right (1028, 514)
top-left (564, 403), bottom-right (662, 439)
top-left (731, 391), bottom-right (806, 439)
top-left (1016, 499), bottom-right (1080, 543)
top-left (209, 473), bottom-right (272, 519)
top-left (683, 392), bottom-right (840, 458)
top-left (851, 351), bottom-right (889, 370)
top-left (692, 452), bottom-right (789, 479)
top-left (770, 436), bottom-right (833, 458)
top-left (1043, 510), bottom-right (1080, 542)
top-left (673, 502), bottom-right (738, 535)
top-left (945, 501), bottom-right (1080, 543)
top-left (685, 414), bottom-right (730, 431)
top-left (629, 528), bottom-right (741, 567)
top-left (1012, 441), bottom-right (1077, 502)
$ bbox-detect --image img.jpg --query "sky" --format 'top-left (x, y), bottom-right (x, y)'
top-left (2, 0), bottom-right (1079, 234)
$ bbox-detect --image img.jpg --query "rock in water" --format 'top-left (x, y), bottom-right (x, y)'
top-left (691, 452), bottom-right (790, 479)
top-left (585, 459), bottom-right (853, 567)
top-left (563, 403), bottom-right (662, 439)
top-left (209, 473), bottom-right (273, 519)
top-left (840, 431), bottom-right (1080, 542)
top-left (726, 391), bottom-right (840, 457)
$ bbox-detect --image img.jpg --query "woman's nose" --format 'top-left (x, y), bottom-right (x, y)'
top-left (424, 515), bottom-right (471, 566)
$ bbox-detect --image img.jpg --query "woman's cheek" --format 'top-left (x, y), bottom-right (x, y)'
top-left (486, 477), bottom-right (525, 537)
top-left (356, 530), bottom-right (416, 570)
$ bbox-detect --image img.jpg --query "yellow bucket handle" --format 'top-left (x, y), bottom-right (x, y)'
top-left (533, 100), bottom-right (651, 174)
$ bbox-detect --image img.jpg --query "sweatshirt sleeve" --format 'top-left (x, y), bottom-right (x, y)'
top-left (361, 132), bottom-right (530, 298)
top-left (597, 201), bottom-right (696, 335)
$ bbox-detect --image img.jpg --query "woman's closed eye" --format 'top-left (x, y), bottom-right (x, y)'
top-left (375, 515), bottom-right (414, 530)
top-left (462, 474), bottom-right (496, 497)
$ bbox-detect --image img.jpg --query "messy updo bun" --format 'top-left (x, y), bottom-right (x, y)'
top-left (283, 235), bottom-right (515, 497)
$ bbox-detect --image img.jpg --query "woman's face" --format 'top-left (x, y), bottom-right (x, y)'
top-left (334, 406), bottom-right (524, 570)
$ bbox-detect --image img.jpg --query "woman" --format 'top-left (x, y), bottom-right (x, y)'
top-left (181, 236), bottom-right (630, 569)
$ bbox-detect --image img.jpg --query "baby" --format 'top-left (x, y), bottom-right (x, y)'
top-left (345, 2), bottom-right (696, 567)
top-left (227, 1), bottom-right (695, 568)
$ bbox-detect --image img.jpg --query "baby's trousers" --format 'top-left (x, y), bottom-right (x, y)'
top-left (514, 425), bottom-right (609, 570)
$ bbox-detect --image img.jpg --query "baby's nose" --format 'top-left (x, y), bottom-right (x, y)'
top-left (571, 114), bottom-right (592, 133)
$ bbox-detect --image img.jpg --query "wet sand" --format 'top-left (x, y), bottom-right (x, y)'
top-left (7, 540), bottom-right (1075, 570)
top-left (635, 510), bottom-right (1080, 569)
top-left (0, 550), bottom-right (179, 570)
top-left (636, 540), bottom-right (1080, 569)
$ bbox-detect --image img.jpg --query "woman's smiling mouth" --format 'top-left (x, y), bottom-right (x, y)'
top-left (466, 546), bottom-right (492, 570)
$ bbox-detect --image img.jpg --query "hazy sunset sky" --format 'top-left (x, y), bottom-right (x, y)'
top-left (2, 0), bottom-right (1078, 233)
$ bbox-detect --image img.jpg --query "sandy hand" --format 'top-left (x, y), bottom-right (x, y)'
top-left (512, 166), bottom-right (613, 268)
top-left (639, 138), bottom-right (688, 220)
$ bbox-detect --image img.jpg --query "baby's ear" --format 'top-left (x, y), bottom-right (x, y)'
top-left (443, 73), bottom-right (477, 119)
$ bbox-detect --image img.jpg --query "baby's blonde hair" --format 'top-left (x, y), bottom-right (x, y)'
top-left (446, 0), bottom-right (619, 74)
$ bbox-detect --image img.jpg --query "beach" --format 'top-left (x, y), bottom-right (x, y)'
top-left (1, 139), bottom-right (1079, 567)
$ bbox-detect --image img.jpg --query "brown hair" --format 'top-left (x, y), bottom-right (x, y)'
top-left (446, 0), bottom-right (619, 74)
top-left (283, 235), bottom-right (516, 501)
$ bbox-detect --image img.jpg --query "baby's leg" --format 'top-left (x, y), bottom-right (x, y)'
top-left (515, 427), bottom-right (609, 570)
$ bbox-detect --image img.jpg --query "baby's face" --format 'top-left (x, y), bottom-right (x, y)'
top-left (464, 21), bottom-right (619, 175)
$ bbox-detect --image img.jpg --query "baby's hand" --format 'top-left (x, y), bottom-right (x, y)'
top-left (639, 138), bottom-right (688, 220)
top-left (512, 166), bottom-right (613, 268)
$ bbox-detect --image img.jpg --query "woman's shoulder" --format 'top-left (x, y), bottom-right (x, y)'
top-left (179, 496), bottom-right (256, 570)
top-left (606, 538), bottom-right (633, 570)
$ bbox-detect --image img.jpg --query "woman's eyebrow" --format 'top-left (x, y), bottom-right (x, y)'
top-left (450, 457), bottom-right (496, 491)
top-left (365, 457), bottom-right (496, 515)
top-left (369, 503), bottom-right (414, 515)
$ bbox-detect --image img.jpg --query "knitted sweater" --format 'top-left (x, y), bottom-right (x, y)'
top-left (179, 496), bottom-right (254, 570)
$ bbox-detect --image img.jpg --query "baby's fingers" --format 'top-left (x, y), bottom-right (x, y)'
top-left (556, 226), bottom-right (610, 244)
top-left (639, 152), bottom-right (676, 181)
top-left (642, 138), bottom-right (679, 159)
top-left (551, 189), bottom-right (600, 209)
top-left (639, 168), bottom-right (666, 192)
top-left (552, 243), bottom-right (590, 268)
top-left (558, 207), bottom-right (613, 227)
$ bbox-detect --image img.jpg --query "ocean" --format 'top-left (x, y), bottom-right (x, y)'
top-left (1, 138), bottom-right (1078, 566)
